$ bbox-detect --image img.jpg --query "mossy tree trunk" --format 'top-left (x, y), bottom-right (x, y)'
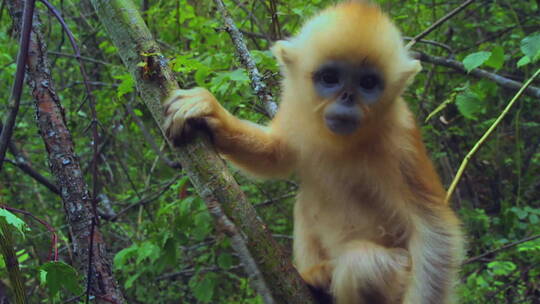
top-left (89, 0), bottom-right (316, 303)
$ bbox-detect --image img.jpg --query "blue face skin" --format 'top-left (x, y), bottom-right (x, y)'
top-left (313, 61), bottom-right (384, 135)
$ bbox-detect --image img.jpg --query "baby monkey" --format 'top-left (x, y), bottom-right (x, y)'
top-left (163, 1), bottom-right (463, 303)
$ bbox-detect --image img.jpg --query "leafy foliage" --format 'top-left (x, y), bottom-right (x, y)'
top-left (40, 261), bottom-right (83, 297)
top-left (0, 208), bottom-right (29, 237)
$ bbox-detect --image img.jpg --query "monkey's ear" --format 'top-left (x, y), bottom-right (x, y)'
top-left (405, 59), bottom-right (422, 78)
top-left (401, 59), bottom-right (422, 84)
top-left (271, 40), bottom-right (296, 67)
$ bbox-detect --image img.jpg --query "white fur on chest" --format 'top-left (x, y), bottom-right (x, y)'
top-left (295, 156), bottom-right (410, 260)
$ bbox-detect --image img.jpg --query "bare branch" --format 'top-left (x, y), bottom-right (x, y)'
top-left (406, 0), bottom-right (477, 49)
top-left (464, 234), bottom-right (540, 264)
top-left (124, 102), bottom-right (181, 169)
top-left (214, 0), bottom-right (278, 116)
top-left (0, 0), bottom-right (35, 172)
top-left (412, 51), bottom-right (540, 99)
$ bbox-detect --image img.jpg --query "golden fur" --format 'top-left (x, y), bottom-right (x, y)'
top-left (164, 1), bottom-right (463, 303)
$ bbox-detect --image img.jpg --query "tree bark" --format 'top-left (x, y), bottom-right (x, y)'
top-left (0, 221), bottom-right (27, 304)
top-left (6, 2), bottom-right (125, 303)
top-left (89, 0), bottom-right (316, 303)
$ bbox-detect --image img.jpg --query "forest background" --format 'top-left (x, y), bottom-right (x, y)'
top-left (0, 0), bottom-right (539, 303)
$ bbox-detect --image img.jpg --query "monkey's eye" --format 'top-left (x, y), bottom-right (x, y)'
top-left (358, 74), bottom-right (380, 91)
top-left (318, 68), bottom-right (341, 87)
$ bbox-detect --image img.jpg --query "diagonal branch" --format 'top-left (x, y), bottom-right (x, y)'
top-left (89, 0), bottom-right (315, 303)
top-left (445, 67), bottom-right (540, 204)
top-left (406, 0), bottom-right (477, 49)
top-left (214, 0), bottom-right (278, 116)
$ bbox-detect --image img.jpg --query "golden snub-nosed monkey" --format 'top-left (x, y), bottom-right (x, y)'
top-left (163, 1), bottom-right (464, 303)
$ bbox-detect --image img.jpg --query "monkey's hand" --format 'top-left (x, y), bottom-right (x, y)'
top-left (300, 261), bottom-right (333, 291)
top-left (163, 88), bottom-right (230, 146)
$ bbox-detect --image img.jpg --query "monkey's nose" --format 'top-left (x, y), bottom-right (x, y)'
top-left (339, 91), bottom-right (355, 105)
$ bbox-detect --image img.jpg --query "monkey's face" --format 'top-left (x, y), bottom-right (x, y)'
top-left (312, 61), bottom-right (384, 135)
top-left (272, 1), bottom-right (421, 141)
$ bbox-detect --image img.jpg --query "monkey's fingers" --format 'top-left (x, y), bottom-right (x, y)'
top-left (300, 262), bottom-right (333, 291)
top-left (163, 88), bottom-right (218, 146)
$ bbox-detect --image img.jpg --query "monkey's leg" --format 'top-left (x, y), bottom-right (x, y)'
top-left (331, 240), bottom-right (410, 304)
top-left (294, 200), bottom-right (333, 290)
top-left (163, 88), bottom-right (295, 177)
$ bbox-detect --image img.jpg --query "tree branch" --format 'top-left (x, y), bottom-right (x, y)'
top-left (89, 0), bottom-right (315, 303)
top-left (464, 234), bottom-right (540, 264)
top-left (412, 51), bottom-right (540, 99)
top-left (6, 1), bottom-right (126, 302)
top-left (406, 0), bottom-right (477, 49)
top-left (0, 0), bottom-right (35, 172)
top-left (214, 0), bottom-right (278, 116)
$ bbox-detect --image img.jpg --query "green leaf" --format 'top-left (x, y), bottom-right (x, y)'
top-left (487, 261), bottom-right (516, 276)
top-left (517, 239), bottom-right (540, 252)
top-left (0, 208), bottom-right (29, 237)
top-left (217, 253), bottom-right (233, 269)
top-left (227, 69), bottom-right (249, 83)
top-left (510, 207), bottom-right (528, 220)
top-left (463, 51), bottom-right (491, 72)
top-left (190, 272), bottom-right (217, 303)
top-left (136, 241), bottom-right (160, 264)
top-left (517, 56), bottom-right (531, 68)
top-left (192, 212), bottom-right (213, 241)
top-left (530, 214), bottom-right (539, 224)
top-left (485, 46), bottom-right (505, 70)
top-left (133, 108), bottom-right (143, 116)
top-left (40, 261), bottom-right (83, 296)
top-left (113, 73), bottom-right (135, 97)
top-left (17, 249), bottom-right (29, 263)
top-left (455, 90), bottom-right (486, 120)
top-left (124, 272), bottom-right (142, 289)
top-left (114, 245), bottom-right (138, 269)
top-left (520, 33), bottom-right (540, 62)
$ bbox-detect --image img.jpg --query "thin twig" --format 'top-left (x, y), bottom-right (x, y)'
top-left (48, 51), bottom-right (111, 65)
top-left (464, 234), bottom-right (540, 264)
top-left (406, 0), bottom-right (477, 49)
top-left (125, 102), bottom-right (180, 169)
top-left (403, 37), bottom-right (453, 53)
top-left (0, 0), bottom-right (36, 172)
top-left (0, 122), bottom-right (60, 195)
top-left (109, 177), bottom-right (178, 221)
top-left (445, 68), bottom-right (540, 204)
top-left (203, 194), bottom-right (276, 304)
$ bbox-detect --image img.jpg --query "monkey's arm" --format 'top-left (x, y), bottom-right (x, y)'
top-left (163, 88), bottom-right (296, 177)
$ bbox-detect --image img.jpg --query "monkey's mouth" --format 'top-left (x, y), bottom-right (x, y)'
top-left (324, 115), bottom-right (360, 135)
